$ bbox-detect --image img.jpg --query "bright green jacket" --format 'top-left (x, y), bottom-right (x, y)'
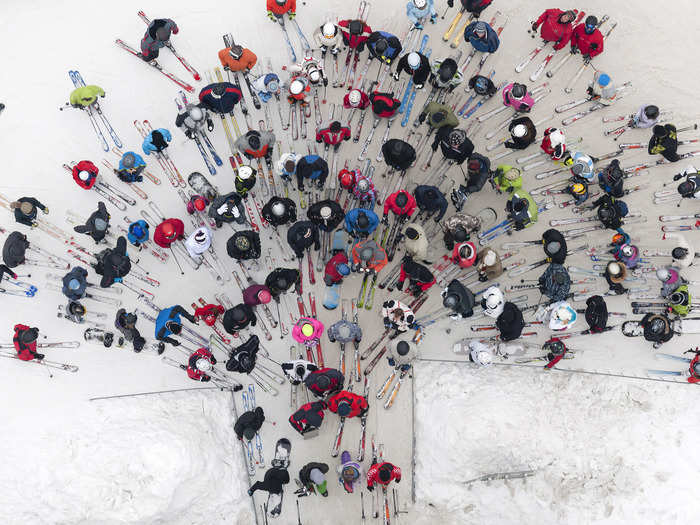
top-left (495, 165), bottom-right (523, 193)
top-left (69, 85), bottom-right (105, 108)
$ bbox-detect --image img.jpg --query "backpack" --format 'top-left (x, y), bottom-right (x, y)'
top-left (585, 295), bottom-right (608, 332)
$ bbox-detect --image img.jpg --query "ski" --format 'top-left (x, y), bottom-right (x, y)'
top-left (0, 351), bottom-right (79, 372)
top-left (115, 39), bottom-right (194, 92)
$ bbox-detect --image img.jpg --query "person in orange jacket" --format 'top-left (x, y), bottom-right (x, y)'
top-left (218, 43), bottom-right (257, 73)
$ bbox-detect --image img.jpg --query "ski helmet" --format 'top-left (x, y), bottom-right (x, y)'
top-left (69, 302), bottom-right (86, 316)
top-left (597, 73), bottom-right (611, 87)
top-left (330, 121), bottom-right (342, 133)
top-left (277, 277), bottom-right (288, 289)
top-left (290, 79), bottom-right (305, 95)
top-left (348, 20), bottom-right (364, 36)
top-left (20, 327), bottom-right (39, 344)
top-left (336, 401), bottom-right (351, 417)
top-left (322, 22), bottom-right (337, 39)
top-left (571, 162), bottom-right (585, 176)
top-left (512, 124), bottom-right (527, 138)
top-left (407, 52), bottom-right (421, 70)
top-left (510, 83), bottom-right (527, 99)
top-left (554, 305), bottom-right (573, 322)
top-left (678, 180), bottom-right (696, 197)
top-left (558, 10), bottom-right (575, 24)
top-left (166, 320), bottom-right (182, 334)
top-left (584, 15), bottom-right (598, 33)
top-left (161, 222), bottom-right (176, 239)
top-left (257, 289), bottom-right (272, 304)
top-left (308, 67), bottom-right (322, 83)
top-left (448, 129), bottom-right (465, 147)
top-left (193, 197), bottom-right (207, 212)
top-left (453, 225), bottom-right (468, 242)
top-left (405, 227), bottom-right (419, 240)
top-left (295, 364), bottom-right (307, 378)
top-left (266, 78), bottom-right (279, 93)
top-left (196, 358), bottom-right (213, 372)
top-left (339, 169), bottom-right (355, 189)
top-left (396, 340), bottom-right (410, 356)
top-left (378, 464), bottom-right (393, 482)
top-left (432, 111), bottom-right (446, 124)
top-left (68, 278), bottom-right (80, 291)
top-left (189, 106), bottom-right (204, 122)
top-left (649, 316), bottom-right (666, 334)
top-left (93, 217), bottom-right (108, 232)
top-left (17, 201), bottom-right (33, 215)
top-left (467, 158), bottom-right (481, 173)
top-left (357, 212), bottom-right (369, 229)
top-left (483, 250), bottom-right (497, 266)
top-left (621, 244), bottom-right (634, 258)
top-left (544, 339), bottom-right (566, 355)
top-left (485, 291), bottom-right (501, 310)
top-left (248, 132), bottom-right (261, 151)
top-left (121, 152), bottom-right (136, 169)
top-left (474, 349), bottom-right (492, 366)
top-left (503, 167), bottom-right (521, 181)
top-left (359, 246), bottom-right (374, 261)
top-left (395, 192), bottom-right (408, 208)
top-left (155, 27), bottom-right (170, 41)
top-left (131, 223), bottom-right (145, 238)
top-left (234, 234), bottom-right (251, 251)
top-left (237, 165), bottom-right (254, 180)
top-left (337, 263), bottom-right (351, 276)
top-left (284, 159), bottom-right (296, 173)
top-left (231, 307), bottom-right (247, 322)
top-left (413, 0), bottom-right (427, 8)
top-left (229, 45), bottom-right (244, 60)
top-left (598, 205), bottom-right (613, 221)
top-left (356, 178), bottom-right (370, 193)
top-left (607, 261), bottom-right (622, 276)
top-left (473, 22), bottom-right (487, 36)
top-left (653, 125), bottom-right (668, 137)
top-left (271, 202), bottom-right (286, 217)
top-left (194, 229), bottom-right (208, 244)
top-left (458, 242), bottom-right (475, 261)
top-left (438, 59), bottom-right (457, 83)
top-left (301, 322), bottom-right (314, 337)
top-left (443, 293), bottom-right (458, 309)
top-left (570, 182), bottom-right (586, 196)
top-left (546, 127), bottom-right (565, 147)
top-left (644, 105), bottom-right (660, 120)
top-left (78, 170), bottom-right (91, 181)
top-left (670, 291), bottom-right (686, 305)
top-left (672, 247), bottom-right (689, 259)
top-left (320, 206), bottom-right (332, 219)
top-left (374, 38), bottom-right (388, 54)
top-left (348, 89), bottom-right (362, 107)
top-left (546, 241), bottom-right (561, 256)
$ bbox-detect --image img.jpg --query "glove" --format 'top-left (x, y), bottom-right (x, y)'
top-left (392, 72), bottom-right (400, 81)
top-left (447, 0), bottom-right (454, 6)
top-left (172, 340), bottom-right (181, 346)
top-left (201, 375), bottom-right (211, 382)
top-left (414, 22), bottom-right (423, 30)
top-left (267, 10), bottom-right (276, 20)
top-left (430, 14), bottom-right (437, 24)
top-left (381, 214), bottom-right (389, 225)
top-left (415, 83), bottom-right (424, 89)
top-left (113, 277), bottom-right (123, 283)
top-left (418, 113), bottom-right (426, 124)
top-left (34, 353), bottom-right (45, 360)
top-left (570, 46), bottom-right (579, 55)
top-left (583, 55), bottom-right (591, 64)
top-left (367, 485), bottom-right (374, 492)
top-left (316, 138), bottom-right (323, 143)
top-left (387, 357), bottom-right (396, 367)
top-left (673, 173), bottom-right (684, 181)
top-left (531, 22), bottom-right (538, 32)
top-left (289, 11), bottom-right (296, 20)
top-left (100, 92), bottom-right (106, 98)
top-left (395, 280), bottom-right (404, 291)
top-left (42, 207), bottom-right (49, 214)
top-left (185, 129), bottom-right (194, 139)
top-left (586, 86), bottom-right (594, 97)
top-left (316, 180), bottom-right (324, 189)
top-left (395, 478), bottom-right (401, 484)
top-left (323, 78), bottom-right (328, 87)
top-left (207, 120), bottom-right (214, 132)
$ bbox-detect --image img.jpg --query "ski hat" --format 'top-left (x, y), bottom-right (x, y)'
top-left (473, 22), bottom-right (487, 36)
top-left (196, 358), bottom-right (213, 372)
top-left (483, 250), bottom-right (497, 267)
top-left (257, 289), bottom-right (272, 304)
top-left (243, 427), bottom-right (256, 441)
top-left (512, 124), bottom-right (527, 138)
top-left (336, 400), bottom-right (351, 417)
top-left (121, 152), bottom-right (137, 169)
top-left (320, 206), bottom-right (332, 219)
top-left (644, 105), bottom-right (660, 119)
top-left (237, 165), bottom-right (255, 180)
top-left (378, 464), bottom-right (393, 482)
top-left (606, 261), bottom-right (626, 283)
top-left (301, 323), bottom-right (314, 337)
top-left (322, 22), bottom-right (337, 39)
top-left (348, 89), bottom-right (362, 107)
top-left (396, 340), bottom-right (410, 356)
top-left (597, 73), bottom-right (611, 87)
top-left (68, 278), bottom-right (81, 290)
top-left (357, 178), bottom-right (370, 193)
top-left (672, 247), bottom-right (689, 260)
top-left (407, 52), bottom-right (421, 70)
top-left (131, 223), bottom-right (145, 238)
top-left (337, 263), bottom-right (351, 276)
top-left (78, 170), bottom-right (91, 181)
top-left (20, 327), bottom-right (39, 344)
top-left (482, 286), bottom-right (503, 310)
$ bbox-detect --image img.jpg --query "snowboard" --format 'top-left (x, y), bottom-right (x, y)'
top-left (267, 438), bottom-right (292, 518)
top-left (323, 230), bottom-right (348, 310)
top-left (188, 172), bottom-right (218, 201)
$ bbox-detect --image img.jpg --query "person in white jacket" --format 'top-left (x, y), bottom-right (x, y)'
top-left (401, 223), bottom-right (430, 263)
top-left (664, 232), bottom-right (694, 268)
top-left (184, 226), bottom-right (212, 260)
top-left (481, 286), bottom-right (504, 318)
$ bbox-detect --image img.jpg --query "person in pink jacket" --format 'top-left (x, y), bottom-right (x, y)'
top-left (292, 317), bottom-right (324, 346)
top-left (502, 83), bottom-right (534, 113)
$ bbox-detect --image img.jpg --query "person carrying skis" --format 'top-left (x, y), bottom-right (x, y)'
top-left (287, 221), bottom-right (320, 259)
top-left (68, 85), bottom-right (105, 109)
top-left (338, 452), bottom-right (363, 493)
top-left (324, 250), bottom-right (350, 286)
top-left (140, 17), bottom-right (178, 62)
top-left (155, 305), bottom-right (198, 347)
top-left (183, 227), bottom-right (211, 261)
top-left (382, 139), bottom-right (417, 172)
top-left (481, 286), bottom-right (504, 318)
top-left (344, 89), bottom-right (371, 112)
top-left (265, 267), bottom-right (302, 298)
top-left (345, 208), bottom-right (380, 238)
top-left (142, 128), bottom-right (172, 155)
top-left (400, 224), bottom-right (430, 263)
top-left (496, 301), bottom-right (525, 342)
top-left (295, 154), bottom-right (329, 191)
top-left (13, 325), bottom-right (44, 361)
top-left (308, 200), bottom-right (345, 232)
top-left (367, 462), bottom-right (401, 492)
top-left (225, 335), bottom-right (260, 374)
top-left (251, 72), bottom-right (281, 103)
top-left (382, 299), bottom-right (417, 338)
top-left (351, 239), bottom-right (388, 273)
top-left (369, 90), bottom-right (402, 118)
top-left (175, 102), bottom-right (214, 139)
top-left (430, 56), bottom-right (463, 92)
top-left (314, 22), bottom-right (342, 57)
top-left (663, 232), bottom-right (694, 268)
top-left (226, 230), bottom-right (262, 261)
top-left (352, 174), bottom-right (377, 207)
top-left (393, 51), bottom-right (431, 89)
top-left (640, 312), bottom-right (673, 348)
top-left (571, 15), bottom-right (604, 60)
top-left (629, 105), bottom-right (660, 129)
top-left (281, 358), bottom-right (318, 385)
top-left (305, 367), bottom-right (345, 398)
top-left (235, 129), bottom-right (275, 162)
top-left (540, 127), bottom-right (567, 160)
top-left (298, 462), bottom-right (330, 497)
top-left (114, 309), bottom-right (147, 353)
top-left (649, 124), bottom-right (680, 162)
top-left (584, 295), bottom-right (609, 333)
top-left (419, 101), bottom-right (459, 134)
top-left (8, 196), bottom-right (48, 228)
top-left (538, 263), bottom-right (571, 303)
top-left (414, 185), bottom-right (448, 222)
top-left (316, 120), bottom-right (351, 148)
top-left (475, 247), bottom-right (502, 281)
top-left (442, 213), bottom-right (482, 250)
top-left (198, 82), bottom-right (242, 114)
top-left (289, 400), bottom-right (327, 435)
top-left (542, 228), bottom-right (568, 264)
top-left (366, 31), bottom-right (402, 65)
top-left (383, 190), bottom-right (417, 224)
top-left (436, 128), bottom-right (474, 166)
top-left (397, 257), bottom-right (435, 296)
top-left (447, 0), bottom-right (493, 18)
top-left (327, 319), bottom-right (363, 348)
top-left (234, 405), bottom-right (265, 441)
top-left (506, 190), bottom-right (538, 230)
top-left (328, 389), bottom-right (369, 418)
top-left (406, 0), bottom-right (437, 29)
top-left (493, 165), bottom-right (522, 193)
top-left (502, 82), bottom-right (535, 113)
top-left (531, 9), bottom-right (576, 50)
top-left (587, 71), bottom-right (616, 105)
top-left (267, 0), bottom-right (296, 19)
top-left (450, 241), bottom-right (477, 269)
top-left (209, 191), bottom-right (246, 227)
top-left (72, 202), bottom-right (110, 244)
top-left (218, 42), bottom-right (257, 72)
top-left (442, 279), bottom-right (475, 319)
top-left (262, 196), bottom-right (297, 228)
top-left (591, 193), bottom-right (628, 231)
top-left (463, 20), bottom-right (500, 54)
top-left (153, 218), bottom-right (185, 249)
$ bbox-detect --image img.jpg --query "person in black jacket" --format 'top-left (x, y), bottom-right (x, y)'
top-left (307, 200), bottom-right (345, 231)
top-left (265, 267), bottom-right (302, 298)
top-left (296, 155), bottom-right (329, 191)
top-left (448, 0), bottom-right (493, 18)
top-left (2, 231), bottom-right (29, 268)
top-left (413, 185), bottom-right (448, 222)
top-left (298, 462), bottom-right (330, 497)
top-left (464, 153), bottom-right (491, 193)
top-left (198, 82), bottom-right (242, 114)
top-left (226, 334), bottom-right (260, 373)
top-left (382, 139), bottom-right (416, 171)
top-left (496, 302), bottom-right (524, 341)
top-left (434, 127), bottom-right (474, 164)
top-left (9, 197), bottom-right (48, 227)
top-left (467, 72), bottom-right (497, 96)
top-left (542, 228), bottom-right (568, 264)
top-left (393, 51), bottom-right (431, 88)
top-left (208, 191), bottom-right (246, 227)
top-left (591, 194), bottom-right (628, 231)
top-left (287, 221), bottom-right (320, 258)
top-left (248, 466), bottom-right (290, 497)
top-left (505, 117), bottom-right (537, 150)
top-left (227, 230), bottom-right (261, 260)
top-left (73, 202), bottom-right (110, 243)
top-left (61, 267), bottom-right (89, 301)
top-left (93, 236), bottom-right (131, 287)
top-left (442, 279), bottom-right (475, 319)
top-left (648, 124), bottom-right (680, 162)
top-left (397, 257), bottom-right (435, 296)
top-left (223, 304), bottom-right (257, 334)
top-left (262, 196), bottom-right (297, 227)
top-left (234, 406), bottom-right (265, 441)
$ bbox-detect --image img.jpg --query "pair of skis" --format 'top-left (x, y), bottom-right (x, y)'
top-left (67, 70), bottom-right (121, 152)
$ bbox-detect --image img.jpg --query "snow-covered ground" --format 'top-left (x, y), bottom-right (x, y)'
top-left (1, 0), bottom-right (700, 524)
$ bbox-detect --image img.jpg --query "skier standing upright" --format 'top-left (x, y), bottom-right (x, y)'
top-left (140, 17), bottom-right (179, 62)
top-left (406, 0), bottom-right (437, 29)
top-left (531, 9), bottom-right (576, 50)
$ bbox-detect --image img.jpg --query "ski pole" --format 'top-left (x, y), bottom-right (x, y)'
top-left (169, 247), bottom-right (185, 275)
top-left (440, 6), bottom-right (450, 19)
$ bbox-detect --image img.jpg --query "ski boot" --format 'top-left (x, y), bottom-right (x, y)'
top-left (84, 327), bottom-right (116, 348)
top-left (450, 185), bottom-right (469, 212)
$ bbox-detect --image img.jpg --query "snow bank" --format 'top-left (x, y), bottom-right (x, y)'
top-left (415, 361), bottom-right (698, 524)
top-left (0, 390), bottom-right (251, 525)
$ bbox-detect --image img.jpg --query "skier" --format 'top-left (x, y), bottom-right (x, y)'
top-left (73, 202), bottom-right (110, 244)
top-left (442, 279), bottom-right (475, 319)
top-left (463, 20), bottom-right (500, 54)
top-left (451, 154), bottom-right (491, 205)
top-left (316, 120), bottom-right (351, 148)
top-left (382, 139), bottom-right (417, 172)
top-left (502, 82), bottom-right (535, 113)
top-left (366, 462), bottom-right (401, 492)
top-left (640, 312), bottom-right (673, 348)
top-left (538, 263), bottom-right (572, 302)
top-left (393, 51), bottom-right (431, 89)
top-left (155, 304), bottom-right (198, 346)
top-left (113, 151), bottom-right (145, 184)
top-left (296, 154), bottom-right (329, 191)
top-left (242, 285), bottom-right (273, 309)
top-left (442, 212), bottom-right (482, 249)
top-left (587, 71), bottom-right (616, 105)
top-left (286, 75), bottom-right (312, 106)
top-left (140, 17), bottom-right (178, 62)
top-left (436, 128), bottom-right (474, 166)
top-left (542, 228), bottom-right (568, 264)
top-left (289, 400), bottom-right (327, 435)
top-left (506, 190), bottom-right (538, 230)
top-left (251, 72), bottom-right (281, 103)
top-left (629, 105), bottom-right (660, 129)
top-left (267, 0), bottom-right (296, 18)
top-left (368, 90), bottom-right (402, 118)
top-left (396, 257), bottom-right (435, 296)
top-left (382, 299), bottom-right (417, 339)
top-left (504, 117), bottom-right (537, 150)
top-left (400, 224), bottom-right (430, 263)
top-left (324, 249), bottom-right (350, 286)
top-left (13, 325), bottom-right (44, 361)
top-left (209, 191), bottom-right (246, 227)
top-left (496, 301), bottom-right (525, 342)
top-left (351, 238), bottom-right (388, 273)
top-left (247, 465), bottom-right (291, 509)
top-left (663, 232), bottom-right (694, 268)
top-left (226, 230), bottom-right (262, 261)
top-left (314, 22), bottom-right (342, 57)
top-left (183, 227), bottom-right (211, 261)
top-left (262, 196), bottom-right (297, 227)
top-left (175, 102), bottom-right (214, 139)
top-left (605, 260), bottom-right (627, 295)
top-left (93, 236), bottom-right (131, 288)
top-left (344, 89), bottom-right (371, 112)
top-left (68, 85), bottom-right (105, 109)
top-left (383, 190), bottom-right (417, 224)
top-left (281, 358), bottom-right (318, 385)
top-left (610, 236), bottom-right (639, 269)
top-left (418, 101), bottom-right (459, 135)
top-left (571, 15), bottom-right (604, 60)
top-left (307, 200), bottom-right (345, 232)
top-left (591, 193), bottom-right (628, 231)
top-left (1, 231), bottom-right (29, 269)
top-left (265, 267), bottom-right (302, 298)
top-left (114, 309), bottom-right (146, 352)
top-left (287, 221), bottom-right (320, 259)
top-left (596, 159), bottom-right (625, 199)
top-left (475, 247), bottom-right (502, 281)
top-left (8, 196), bottom-right (48, 228)
top-left (446, 0), bottom-right (493, 18)
top-left (540, 127), bottom-right (567, 160)
top-left (225, 335), bottom-right (261, 374)
top-left (304, 367), bottom-right (345, 398)
top-left (198, 81), bottom-right (242, 114)
top-left (345, 208), bottom-right (380, 238)
top-left (338, 452), bottom-right (363, 493)
top-left (235, 129), bottom-right (275, 162)
top-left (649, 124), bottom-right (680, 162)
top-left (289, 55), bottom-right (328, 88)
top-left (656, 267), bottom-right (687, 299)
top-left (386, 336), bottom-right (418, 376)
top-left (673, 166), bottom-right (700, 200)
top-left (429, 56), bottom-right (463, 92)
top-left (531, 9), bottom-right (576, 49)
top-left (60, 267), bottom-right (87, 302)
top-left (328, 389), bottom-right (369, 418)
top-left (406, 0), bottom-right (437, 29)
top-left (293, 318), bottom-right (324, 347)
top-left (234, 405), bottom-right (265, 441)
top-left (414, 185), bottom-right (448, 222)
top-left (538, 301), bottom-right (577, 331)
top-left (235, 165), bottom-right (257, 198)
top-left (480, 286), bottom-right (504, 318)
top-left (584, 295), bottom-right (609, 333)
top-left (142, 128), bottom-right (172, 155)
top-left (669, 285), bottom-right (691, 317)
top-left (494, 165), bottom-right (522, 193)
top-left (153, 219), bottom-right (184, 249)
top-left (193, 302), bottom-right (225, 327)
top-left (71, 160), bottom-right (99, 190)
top-left (327, 318), bottom-right (363, 348)
top-left (298, 463), bottom-right (330, 497)
top-left (352, 174), bottom-right (377, 207)
top-left (366, 30), bottom-right (402, 65)
top-left (450, 241), bottom-right (477, 269)
top-left (218, 42), bottom-right (257, 72)
top-left (276, 153), bottom-right (301, 186)
top-left (468, 72), bottom-right (497, 97)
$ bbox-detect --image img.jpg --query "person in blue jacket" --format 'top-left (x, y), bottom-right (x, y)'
top-left (413, 185), bottom-right (448, 222)
top-left (406, 0), bottom-right (437, 29)
top-left (296, 155), bottom-right (329, 191)
top-left (142, 128), bottom-right (172, 155)
top-left (127, 220), bottom-right (150, 248)
top-left (155, 305), bottom-right (198, 346)
top-left (463, 20), bottom-right (500, 53)
top-left (116, 151), bottom-right (146, 183)
top-left (366, 31), bottom-right (402, 65)
top-left (345, 208), bottom-right (379, 239)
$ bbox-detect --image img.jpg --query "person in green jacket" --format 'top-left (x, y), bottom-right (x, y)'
top-left (669, 285), bottom-right (691, 317)
top-left (418, 101), bottom-right (459, 132)
top-left (69, 85), bottom-right (105, 109)
top-left (494, 165), bottom-right (523, 193)
top-left (506, 189), bottom-right (538, 230)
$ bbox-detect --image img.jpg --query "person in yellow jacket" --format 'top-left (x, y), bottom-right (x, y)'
top-left (69, 85), bottom-right (105, 109)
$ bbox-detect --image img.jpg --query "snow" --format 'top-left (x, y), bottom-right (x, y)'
top-left (1, 0), bottom-right (700, 523)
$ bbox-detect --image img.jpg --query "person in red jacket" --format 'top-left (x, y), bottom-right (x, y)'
top-left (571, 15), bottom-right (604, 59)
top-left (13, 325), bottom-right (44, 361)
top-left (338, 18), bottom-right (372, 51)
top-left (369, 91), bottom-right (401, 118)
top-left (194, 303), bottom-right (225, 326)
top-left (267, 0), bottom-right (295, 19)
top-left (72, 160), bottom-right (99, 190)
top-left (531, 9), bottom-right (576, 50)
top-left (367, 462), bottom-right (401, 491)
top-left (683, 348), bottom-right (700, 384)
top-left (344, 89), bottom-right (370, 111)
top-left (327, 389), bottom-right (368, 418)
top-left (382, 190), bottom-right (416, 223)
top-left (185, 347), bottom-right (217, 381)
top-left (153, 218), bottom-right (185, 248)
top-left (324, 251), bottom-right (350, 285)
top-left (316, 121), bottom-right (351, 147)
top-left (289, 400), bottom-right (327, 435)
